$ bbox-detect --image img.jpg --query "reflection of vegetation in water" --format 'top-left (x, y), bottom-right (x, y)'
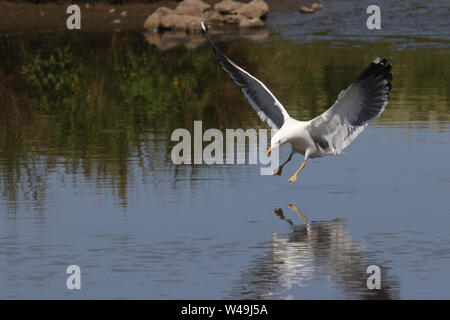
top-left (0, 32), bottom-right (449, 212)
top-left (0, 32), bottom-right (220, 212)
top-left (22, 45), bottom-right (83, 114)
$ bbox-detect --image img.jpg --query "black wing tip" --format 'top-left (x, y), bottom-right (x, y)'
top-left (357, 56), bottom-right (393, 90)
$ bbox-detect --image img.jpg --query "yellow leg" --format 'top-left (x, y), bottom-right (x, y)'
top-left (272, 152), bottom-right (293, 176)
top-left (288, 160), bottom-right (306, 182)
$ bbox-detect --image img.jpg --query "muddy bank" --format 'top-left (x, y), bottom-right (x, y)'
top-left (0, 1), bottom-right (182, 32)
top-left (0, 1), bottom-right (192, 32)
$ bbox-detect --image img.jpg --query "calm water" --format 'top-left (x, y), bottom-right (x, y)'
top-left (0, 1), bottom-right (449, 299)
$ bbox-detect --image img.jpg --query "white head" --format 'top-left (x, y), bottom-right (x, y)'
top-left (267, 129), bottom-right (286, 155)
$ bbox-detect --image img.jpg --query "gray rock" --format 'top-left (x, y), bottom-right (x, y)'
top-left (299, 6), bottom-right (315, 14)
top-left (223, 14), bottom-right (241, 24)
top-left (143, 0), bottom-right (270, 32)
top-left (214, 0), bottom-right (244, 14)
top-left (205, 10), bottom-right (228, 23)
top-left (143, 7), bottom-right (174, 30)
top-left (175, 0), bottom-right (211, 16)
top-left (144, 7), bottom-right (203, 33)
top-left (311, 2), bottom-right (323, 10)
top-left (238, 15), bottom-right (265, 27)
top-left (237, 0), bottom-right (269, 19)
top-left (161, 13), bottom-right (203, 32)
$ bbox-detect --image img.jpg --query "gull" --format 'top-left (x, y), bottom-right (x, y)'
top-left (201, 22), bottom-right (393, 182)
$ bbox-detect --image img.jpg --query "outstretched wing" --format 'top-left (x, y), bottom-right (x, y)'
top-left (201, 22), bottom-right (290, 129)
top-left (308, 57), bottom-right (393, 155)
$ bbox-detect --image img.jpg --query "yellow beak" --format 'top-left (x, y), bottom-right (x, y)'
top-left (267, 147), bottom-right (272, 155)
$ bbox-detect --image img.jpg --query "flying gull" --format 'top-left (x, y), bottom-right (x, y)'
top-left (201, 22), bottom-right (393, 182)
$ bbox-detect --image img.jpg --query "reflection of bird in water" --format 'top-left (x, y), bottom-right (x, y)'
top-left (232, 205), bottom-right (398, 299)
top-left (202, 22), bottom-right (393, 182)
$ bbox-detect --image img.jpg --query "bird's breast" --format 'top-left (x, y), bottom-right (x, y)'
top-left (289, 136), bottom-right (312, 155)
top-left (282, 119), bottom-right (314, 155)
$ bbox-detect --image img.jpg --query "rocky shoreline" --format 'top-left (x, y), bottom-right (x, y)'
top-left (143, 0), bottom-right (269, 33)
top-left (0, 0), bottom-right (326, 33)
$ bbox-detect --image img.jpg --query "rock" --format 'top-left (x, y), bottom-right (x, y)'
top-left (223, 14), bottom-right (241, 24)
top-left (299, 2), bottom-right (322, 14)
top-left (159, 13), bottom-right (179, 29)
top-left (143, 0), bottom-right (271, 33)
top-left (237, 0), bottom-right (269, 19)
top-left (220, 13), bottom-right (265, 27)
top-left (238, 16), bottom-right (265, 28)
top-left (109, 8), bottom-right (115, 14)
top-left (205, 10), bottom-right (228, 23)
top-left (120, 10), bottom-right (128, 17)
top-left (175, 0), bottom-right (211, 16)
top-left (144, 6), bottom-right (204, 33)
top-left (299, 6), bottom-right (315, 14)
top-left (214, 0), bottom-right (244, 14)
top-left (161, 13), bottom-right (203, 32)
top-left (310, 2), bottom-right (323, 10)
top-left (143, 7), bottom-right (174, 30)
top-left (112, 19), bottom-right (121, 24)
